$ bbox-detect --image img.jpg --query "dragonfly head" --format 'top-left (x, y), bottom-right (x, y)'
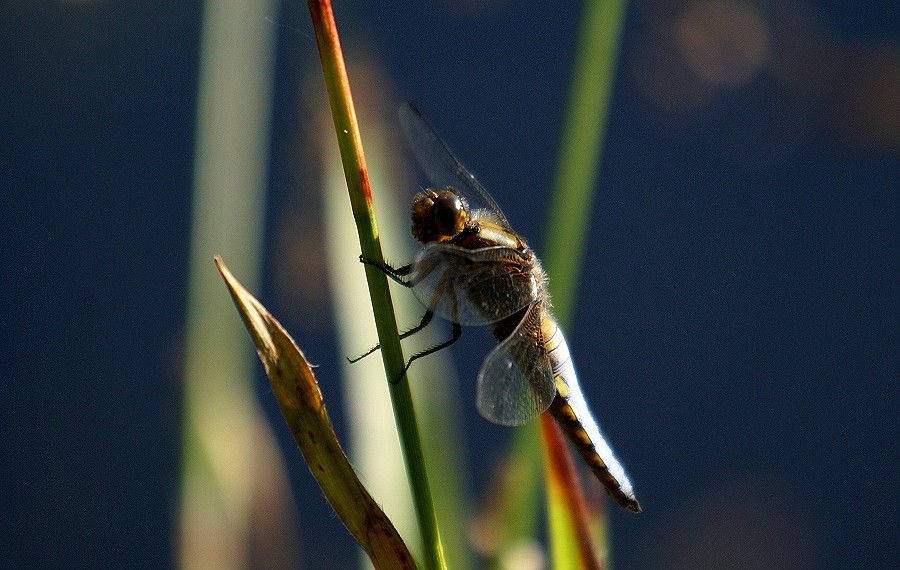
top-left (411, 188), bottom-right (469, 243)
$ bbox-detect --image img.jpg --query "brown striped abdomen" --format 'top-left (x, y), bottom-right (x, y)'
top-left (542, 313), bottom-right (642, 513)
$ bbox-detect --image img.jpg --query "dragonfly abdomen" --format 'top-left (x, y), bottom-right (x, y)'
top-left (542, 315), bottom-right (642, 513)
top-left (549, 397), bottom-right (642, 513)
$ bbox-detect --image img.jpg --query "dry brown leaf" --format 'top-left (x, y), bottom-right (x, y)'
top-left (215, 256), bottom-right (417, 569)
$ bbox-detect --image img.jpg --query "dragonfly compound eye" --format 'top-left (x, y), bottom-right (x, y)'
top-left (432, 189), bottom-right (468, 238)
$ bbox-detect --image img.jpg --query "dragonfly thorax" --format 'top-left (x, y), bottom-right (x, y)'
top-left (411, 188), bottom-right (469, 244)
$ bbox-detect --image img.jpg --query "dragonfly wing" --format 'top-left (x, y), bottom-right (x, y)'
top-left (476, 303), bottom-right (557, 426)
top-left (410, 242), bottom-right (538, 326)
top-left (399, 102), bottom-right (510, 225)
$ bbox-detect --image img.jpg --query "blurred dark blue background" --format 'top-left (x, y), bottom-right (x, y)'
top-left (1, 0), bottom-right (897, 568)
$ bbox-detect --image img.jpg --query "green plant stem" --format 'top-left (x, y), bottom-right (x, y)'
top-left (305, 1), bottom-right (445, 568)
top-left (543, 0), bottom-right (627, 325)
top-left (541, 0), bottom-right (628, 568)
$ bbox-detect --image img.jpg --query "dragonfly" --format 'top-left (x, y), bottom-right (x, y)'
top-left (360, 103), bottom-right (640, 513)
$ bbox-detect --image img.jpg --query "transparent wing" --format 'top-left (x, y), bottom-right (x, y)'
top-left (399, 102), bottom-right (510, 227)
top-left (476, 303), bottom-right (557, 426)
top-left (410, 242), bottom-right (538, 326)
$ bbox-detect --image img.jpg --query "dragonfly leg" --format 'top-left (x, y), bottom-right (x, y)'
top-left (392, 321), bottom-right (462, 384)
top-left (359, 255), bottom-right (413, 287)
top-left (347, 310), bottom-right (435, 363)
